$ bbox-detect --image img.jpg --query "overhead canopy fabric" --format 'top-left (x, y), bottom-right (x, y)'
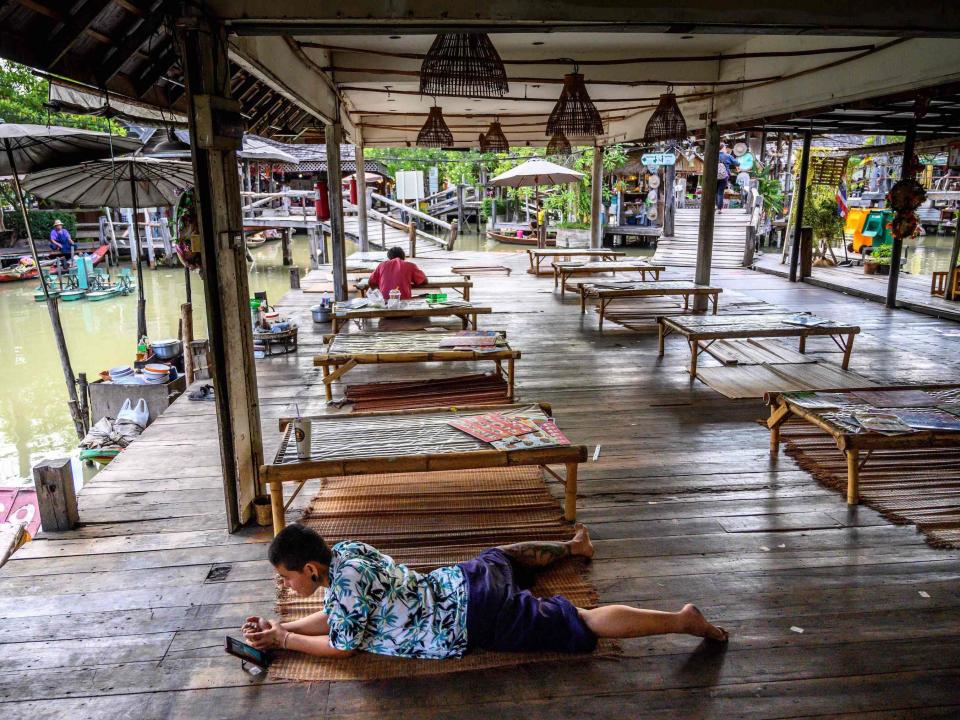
top-left (46, 78), bottom-right (189, 127)
top-left (238, 137), bottom-right (299, 164)
top-left (0, 124), bottom-right (142, 176)
top-left (489, 158), bottom-right (585, 188)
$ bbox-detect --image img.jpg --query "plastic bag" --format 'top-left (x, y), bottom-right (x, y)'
top-left (367, 288), bottom-right (385, 308)
top-left (116, 398), bottom-right (149, 427)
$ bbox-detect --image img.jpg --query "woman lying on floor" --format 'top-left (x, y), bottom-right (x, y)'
top-left (243, 523), bottom-right (728, 659)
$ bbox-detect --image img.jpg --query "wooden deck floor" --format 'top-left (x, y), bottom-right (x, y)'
top-left (3, 250), bottom-right (960, 719)
top-left (754, 251), bottom-right (960, 322)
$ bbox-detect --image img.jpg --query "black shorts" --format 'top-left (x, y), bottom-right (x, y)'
top-left (457, 548), bottom-right (597, 654)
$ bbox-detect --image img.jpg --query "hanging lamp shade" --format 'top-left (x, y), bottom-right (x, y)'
top-left (416, 106), bottom-right (454, 147)
top-left (483, 121), bottom-right (509, 152)
top-left (546, 73), bottom-right (604, 138)
top-left (546, 130), bottom-right (572, 157)
top-left (643, 92), bottom-right (688, 144)
top-left (419, 33), bottom-right (509, 98)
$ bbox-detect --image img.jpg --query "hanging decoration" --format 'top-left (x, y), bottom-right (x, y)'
top-left (483, 120), bottom-right (509, 153)
top-left (173, 188), bottom-right (202, 270)
top-left (643, 90), bottom-right (687, 144)
top-left (546, 68), bottom-right (604, 138)
top-left (478, 133), bottom-right (488, 152)
top-left (419, 33), bottom-right (509, 98)
top-left (546, 130), bottom-right (572, 157)
top-left (416, 105), bottom-right (454, 148)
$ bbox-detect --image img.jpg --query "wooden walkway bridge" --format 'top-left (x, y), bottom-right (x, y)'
top-left (654, 207), bottom-right (752, 268)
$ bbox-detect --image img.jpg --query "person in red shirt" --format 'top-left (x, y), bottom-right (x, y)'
top-left (367, 247), bottom-right (427, 300)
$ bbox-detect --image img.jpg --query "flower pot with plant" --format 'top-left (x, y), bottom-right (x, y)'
top-left (865, 244), bottom-right (893, 275)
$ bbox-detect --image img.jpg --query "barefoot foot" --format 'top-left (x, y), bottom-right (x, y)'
top-left (568, 522), bottom-right (595, 559)
top-left (680, 604), bottom-right (728, 643)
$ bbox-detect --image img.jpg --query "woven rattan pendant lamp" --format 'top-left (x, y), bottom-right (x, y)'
top-left (546, 68), bottom-right (604, 138)
top-left (478, 133), bottom-right (488, 151)
top-left (546, 130), bottom-right (572, 157)
top-left (483, 120), bottom-right (509, 152)
top-left (417, 105), bottom-right (454, 147)
top-left (643, 89), bottom-right (688, 143)
top-left (419, 33), bottom-right (509, 98)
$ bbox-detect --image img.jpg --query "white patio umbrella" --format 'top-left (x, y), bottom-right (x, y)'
top-left (25, 156), bottom-right (194, 340)
top-left (0, 123), bottom-right (142, 439)
top-left (489, 158), bottom-right (585, 247)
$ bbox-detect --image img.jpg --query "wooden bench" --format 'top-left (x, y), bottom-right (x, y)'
top-left (262, 402), bottom-right (588, 533)
top-left (658, 313), bottom-right (861, 377)
top-left (553, 261), bottom-right (665, 297)
top-left (331, 299), bottom-right (492, 333)
top-left (578, 280), bottom-right (722, 331)
top-left (353, 275), bottom-right (474, 301)
top-left (527, 248), bottom-right (626, 275)
top-left (315, 330), bottom-right (519, 401)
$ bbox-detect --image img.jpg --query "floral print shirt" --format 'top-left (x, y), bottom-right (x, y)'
top-left (323, 541), bottom-right (468, 659)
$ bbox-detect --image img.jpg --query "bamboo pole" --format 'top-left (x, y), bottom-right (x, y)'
top-left (181, 303), bottom-right (194, 384)
top-left (3, 140), bottom-right (85, 440)
top-left (130, 172), bottom-right (148, 340)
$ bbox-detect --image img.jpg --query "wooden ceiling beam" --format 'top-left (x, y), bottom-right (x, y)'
top-left (133, 40), bottom-right (177, 97)
top-left (97, 2), bottom-right (168, 84)
top-left (46, 0), bottom-right (114, 70)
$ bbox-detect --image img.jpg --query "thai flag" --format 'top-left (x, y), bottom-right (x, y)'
top-left (836, 181), bottom-right (848, 218)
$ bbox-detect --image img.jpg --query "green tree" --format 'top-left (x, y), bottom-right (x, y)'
top-left (0, 59), bottom-right (123, 133)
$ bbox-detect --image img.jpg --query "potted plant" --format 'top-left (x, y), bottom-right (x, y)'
top-left (868, 244), bottom-right (893, 276)
top-left (554, 221), bottom-right (591, 248)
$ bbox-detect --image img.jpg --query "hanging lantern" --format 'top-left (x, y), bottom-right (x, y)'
top-left (416, 106), bottom-right (454, 148)
top-left (643, 90), bottom-right (687, 144)
top-left (546, 130), bottom-right (571, 157)
top-left (419, 33), bottom-right (509, 98)
top-left (483, 120), bottom-right (509, 152)
top-left (546, 71), bottom-right (603, 138)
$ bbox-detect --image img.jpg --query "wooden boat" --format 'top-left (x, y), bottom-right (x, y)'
top-left (246, 236), bottom-right (267, 248)
top-left (486, 230), bottom-right (558, 247)
top-left (0, 259), bottom-right (42, 283)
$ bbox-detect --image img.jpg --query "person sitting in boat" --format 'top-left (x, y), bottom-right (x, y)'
top-left (49, 218), bottom-right (74, 269)
top-left (367, 246), bottom-right (427, 300)
top-left (242, 523), bottom-right (728, 660)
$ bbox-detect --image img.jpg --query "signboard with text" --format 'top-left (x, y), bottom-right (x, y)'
top-left (640, 153), bottom-right (676, 166)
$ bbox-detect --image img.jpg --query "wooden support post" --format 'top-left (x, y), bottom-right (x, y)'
top-left (325, 122), bottom-right (349, 302)
top-left (456, 183), bottom-right (464, 229)
top-left (380, 218), bottom-right (386, 246)
top-left (158, 209), bottom-right (174, 260)
top-left (507, 356), bottom-right (515, 400)
top-left (142, 208), bottom-right (157, 268)
top-left (846, 449), bottom-right (860, 505)
top-left (742, 224), bottom-right (757, 267)
top-left (694, 122), bottom-right (720, 311)
top-left (281, 228), bottom-right (292, 265)
top-left (289, 266), bottom-right (301, 289)
top-left (799, 226), bottom-right (814, 279)
top-left (448, 219), bottom-right (458, 251)
top-left (887, 121), bottom-right (918, 309)
top-left (270, 480), bottom-right (285, 535)
top-left (564, 462), bottom-right (578, 522)
top-left (33, 458), bottom-right (78, 531)
top-left (181, 302), bottom-right (194, 384)
top-left (663, 140), bottom-right (676, 238)
top-left (491, 197), bottom-right (497, 229)
top-left (590, 145), bottom-right (604, 248)
top-left (408, 221), bottom-right (417, 258)
top-left (355, 141), bottom-right (370, 252)
top-left (176, 13), bottom-right (264, 531)
top-left (104, 208), bottom-right (119, 266)
top-left (948, 216), bottom-right (960, 301)
top-left (77, 372), bottom-right (90, 432)
top-left (789, 131), bottom-right (812, 282)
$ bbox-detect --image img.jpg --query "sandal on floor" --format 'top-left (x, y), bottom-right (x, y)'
top-left (188, 384), bottom-right (215, 401)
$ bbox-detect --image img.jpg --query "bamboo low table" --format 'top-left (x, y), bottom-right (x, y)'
top-left (315, 330), bottom-right (520, 401)
top-left (553, 261), bottom-right (665, 296)
top-left (331, 299), bottom-right (492, 333)
top-left (527, 248), bottom-right (626, 275)
top-left (579, 280), bottom-right (722, 331)
top-left (262, 402), bottom-right (589, 534)
top-left (766, 385), bottom-right (960, 504)
top-left (657, 313), bottom-right (861, 377)
top-left (354, 276), bottom-right (474, 301)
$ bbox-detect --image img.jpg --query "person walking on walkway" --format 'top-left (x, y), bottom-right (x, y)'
top-left (716, 143), bottom-right (740, 214)
top-left (243, 523), bottom-right (728, 659)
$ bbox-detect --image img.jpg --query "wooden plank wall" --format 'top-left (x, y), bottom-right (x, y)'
top-left (2, 250), bottom-right (959, 718)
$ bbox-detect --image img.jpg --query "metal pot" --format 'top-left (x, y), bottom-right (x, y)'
top-left (152, 338), bottom-right (183, 359)
top-left (311, 305), bottom-right (331, 323)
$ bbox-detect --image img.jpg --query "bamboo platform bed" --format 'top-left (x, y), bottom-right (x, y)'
top-left (331, 298), bottom-right (492, 333)
top-left (658, 313), bottom-right (861, 377)
top-left (3, 250), bottom-right (960, 718)
top-left (767, 385), bottom-right (960, 505)
top-left (263, 403), bottom-right (587, 534)
top-left (315, 330), bottom-right (519, 401)
top-left (553, 260), bottom-right (666, 296)
top-left (526, 248), bottom-right (626, 275)
top-left (578, 280), bottom-right (722, 331)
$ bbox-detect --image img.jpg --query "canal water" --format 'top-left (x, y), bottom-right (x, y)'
top-left (0, 229), bottom-right (948, 484)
